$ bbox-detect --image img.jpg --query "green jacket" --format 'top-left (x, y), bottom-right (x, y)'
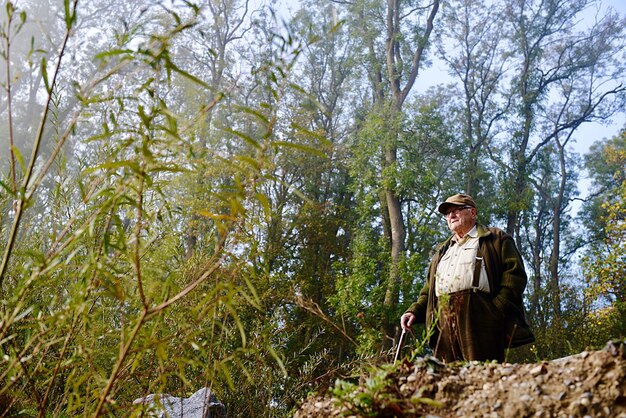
top-left (406, 224), bottom-right (528, 331)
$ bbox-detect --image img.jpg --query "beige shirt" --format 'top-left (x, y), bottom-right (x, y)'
top-left (435, 225), bottom-right (490, 297)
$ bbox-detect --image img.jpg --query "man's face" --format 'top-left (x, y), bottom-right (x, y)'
top-left (444, 205), bottom-right (476, 236)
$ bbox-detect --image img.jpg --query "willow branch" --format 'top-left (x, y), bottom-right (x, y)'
top-left (0, 0), bottom-right (78, 289)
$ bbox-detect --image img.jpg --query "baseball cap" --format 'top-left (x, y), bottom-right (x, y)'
top-left (437, 193), bottom-right (477, 214)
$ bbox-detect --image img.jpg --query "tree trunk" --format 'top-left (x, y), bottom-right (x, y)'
top-left (382, 140), bottom-right (406, 333)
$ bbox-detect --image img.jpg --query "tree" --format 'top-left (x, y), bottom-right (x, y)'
top-left (436, 0), bottom-right (509, 199)
top-left (500, 0), bottom-right (626, 239)
top-left (338, 0), bottom-right (440, 347)
top-left (480, 0), bottom-right (626, 355)
top-left (581, 130), bottom-right (626, 345)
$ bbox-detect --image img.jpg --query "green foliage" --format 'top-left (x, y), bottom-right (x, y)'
top-left (0, 0), bottom-right (624, 416)
top-left (330, 361), bottom-right (441, 417)
top-left (581, 130), bottom-right (626, 345)
top-left (0, 1), bottom-right (311, 416)
top-left (331, 365), bottom-right (399, 417)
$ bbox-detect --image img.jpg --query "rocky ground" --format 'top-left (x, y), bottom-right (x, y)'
top-left (295, 341), bottom-right (626, 418)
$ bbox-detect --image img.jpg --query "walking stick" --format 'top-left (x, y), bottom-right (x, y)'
top-left (394, 328), bottom-right (406, 362)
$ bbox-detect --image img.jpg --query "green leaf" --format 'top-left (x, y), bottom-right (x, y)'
top-left (167, 60), bottom-right (210, 89)
top-left (235, 106), bottom-right (270, 124)
top-left (11, 144), bottom-right (25, 171)
top-left (254, 192), bottom-right (271, 221)
top-left (41, 57), bottom-right (51, 93)
top-left (266, 345), bottom-right (287, 377)
top-left (197, 211), bottom-right (237, 222)
top-left (221, 127), bottom-right (262, 150)
top-left (218, 361), bottom-right (235, 390)
top-left (224, 302), bottom-right (246, 347)
top-left (63, 0), bottom-right (76, 29)
top-left (6, 2), bottom-right (15, 19)
top-left (270, 141), bottom-right (328, 158)
top-left (239, 276), bottom-right (261, 309)
top-left (0, 180), bottom-right (16, 196)
top-left (90, 160), bottom-right (142, 175)
top-left (233, 156), bottom-right (261, 171)
top-left (94, 49), bottom-right (134, 60)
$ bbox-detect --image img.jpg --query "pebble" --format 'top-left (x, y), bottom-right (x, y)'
top-left (530, 364), bottom-right (546, 376)
top-left (579, 393), bottom-right (592, 407)
top-left (500, 367), bottom-right (514, 376)
top-left (407, 374), bottom-right (417, 382)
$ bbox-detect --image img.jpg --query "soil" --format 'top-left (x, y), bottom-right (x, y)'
top-left (294, 341), bottom-right (626, 418)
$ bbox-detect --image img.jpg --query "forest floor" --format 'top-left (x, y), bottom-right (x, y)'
top-left (294, 341), bottom-right (626, 418)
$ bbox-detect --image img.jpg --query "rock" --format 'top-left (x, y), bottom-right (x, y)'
top-left (133, 387), bottom-right (226, 418)
top-left (604, 340), bottom-right (626, 359)
top-left (530, 364), bottom-right (546, 376)
top-left (499, 366), bottom-right (514, 376)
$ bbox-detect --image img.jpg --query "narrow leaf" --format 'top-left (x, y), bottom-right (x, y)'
top-left (221, 127), bottom-right (262, 150)
top-left (271, 141), bottom-right (328, 158)
top-left (41, 57), bottom-right (51, 93)
top-left (0, 180), bottom-right (16, 196)
top-left (11, 145), bottom-right (25, 170)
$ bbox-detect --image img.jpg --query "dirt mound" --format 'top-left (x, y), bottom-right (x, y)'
top-left (295, 341), bottom-right (626, 417)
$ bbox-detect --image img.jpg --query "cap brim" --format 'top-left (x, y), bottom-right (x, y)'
top-left (438, 202), bottom-right (462, 214)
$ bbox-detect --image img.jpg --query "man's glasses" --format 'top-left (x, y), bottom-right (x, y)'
top-left (444, 206), bottom-right (472, 218)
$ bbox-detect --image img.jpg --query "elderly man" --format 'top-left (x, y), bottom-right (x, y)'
top-left (400, 194), bottom-right (532, 362)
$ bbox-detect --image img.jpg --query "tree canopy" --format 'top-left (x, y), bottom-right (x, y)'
top-left (0, 0), bottom-right (624, 415)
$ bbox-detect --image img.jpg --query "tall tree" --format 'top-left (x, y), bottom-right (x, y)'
top-left (501, 0), bottom-right (626, 239)
top-left (340, 0), bottom-right (440, 344)
top-left (436, 0), bottom-right (509, 198)
top-left (495, 0), bottom-right (626, 350)
top-left (582, 130), bottom-right (626, 340)
top-left (174, 0), bottom-right (256, 259)
top-left (381, 0), bottom-right (439, 343)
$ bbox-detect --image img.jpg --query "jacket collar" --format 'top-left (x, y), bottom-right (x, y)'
top-left (476, 224), bottom-right (492, 239)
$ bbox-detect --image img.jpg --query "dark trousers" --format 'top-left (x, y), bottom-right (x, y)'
top-left (433, 290), bottom-right (505, 363)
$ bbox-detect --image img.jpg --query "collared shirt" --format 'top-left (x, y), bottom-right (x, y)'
top-left (435, 225), bottom-right (490, 296)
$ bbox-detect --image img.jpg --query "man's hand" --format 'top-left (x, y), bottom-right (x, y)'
top-left (400, 312), bottom-right (415, 331)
